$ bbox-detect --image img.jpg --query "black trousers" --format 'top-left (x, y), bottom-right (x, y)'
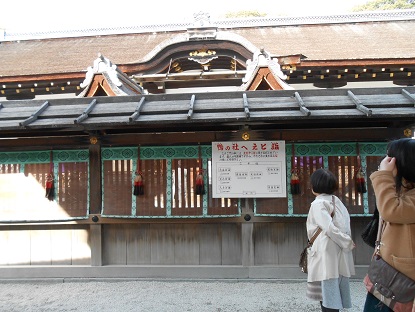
top-left (320, 301), bottom-right (339, 312)
top-left (363, 292), bottom-right (393, 312)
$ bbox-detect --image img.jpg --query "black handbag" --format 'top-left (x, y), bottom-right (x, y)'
top-left (361, 205), bottom-right (379, 248)
top-left (363, 217), bottom-right (415, 312)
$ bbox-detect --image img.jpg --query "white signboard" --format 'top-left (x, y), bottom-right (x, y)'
top-left (212, 141), bottom-right (286, 198)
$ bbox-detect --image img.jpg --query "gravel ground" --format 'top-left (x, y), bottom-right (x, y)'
top-left (0, 279), bottom-right (367, 312)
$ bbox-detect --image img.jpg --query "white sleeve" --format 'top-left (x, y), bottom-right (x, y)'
top-left (312, 203), bottom-right (354, 251)
top-left (326, 222), bottom-right (354, 251)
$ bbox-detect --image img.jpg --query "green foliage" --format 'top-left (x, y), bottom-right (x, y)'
top-left (352, 0), bottom-right (415, 11)
top-left (225, 10), bottom-right (267, 18)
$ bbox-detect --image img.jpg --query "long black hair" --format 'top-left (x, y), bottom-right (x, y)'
top-left (386, 138), bottom-right (415, 192)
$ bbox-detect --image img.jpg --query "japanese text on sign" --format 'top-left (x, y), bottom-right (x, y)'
top-left (212, 141), bottom-right (286, 198)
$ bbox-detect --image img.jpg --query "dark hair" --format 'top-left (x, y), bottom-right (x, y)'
top-left (310, 168), bottom-right (338, 194)
top-left (386, 138), bottom-right (415, 192)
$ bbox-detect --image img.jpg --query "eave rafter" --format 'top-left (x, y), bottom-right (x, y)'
top-left (281, 58), bottom-right (415, 85)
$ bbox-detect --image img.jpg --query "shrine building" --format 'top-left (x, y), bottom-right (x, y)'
top-left (0, 10), bottom-right (414, 279)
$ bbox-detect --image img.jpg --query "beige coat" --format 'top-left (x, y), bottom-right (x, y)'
top-left (306, 194), bottom-right (355, 282)
top-left (370, 170), bottom-right (415, 280)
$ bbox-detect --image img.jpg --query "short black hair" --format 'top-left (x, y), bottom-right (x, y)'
top-left (387, 138), bottom-right (415, 192)
top-left (310, 168), bottom-right (338, 194)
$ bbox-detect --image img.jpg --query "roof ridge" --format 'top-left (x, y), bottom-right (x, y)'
top-left (2, 9), bottom-right (415, 42)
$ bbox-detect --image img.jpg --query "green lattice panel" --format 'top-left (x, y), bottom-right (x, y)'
top-left (286, 142), bottom-right (388, 157)
top-left (0, 150), bottom-right (89, 164)
top-left (102, 146), bottom-right (211, 160)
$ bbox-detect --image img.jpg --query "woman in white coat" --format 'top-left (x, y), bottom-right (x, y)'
top-left (306, 168), bottom-right (356, 312)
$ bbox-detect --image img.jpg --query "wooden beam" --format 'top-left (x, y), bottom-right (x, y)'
top-left (294, 92), bottom-right (311, 116)
top-left (187, 94), bottom-right (196, 120)
top-left (0, 135), bottom-right (88, 150)
top-left (402, 88), bottom-right (415, 106)
top-left (19, 101), bottom-right (49, 127)
top-left (0, 127), bottom-right (406, 152)
top-left (347, 90), bottom-right (372, 117)
top-left (243, 93), bottom-right (250, 119)
top-left (74, 99), bottom-right (97, 124)
top-left (129, 97), bottom-right (146, 122)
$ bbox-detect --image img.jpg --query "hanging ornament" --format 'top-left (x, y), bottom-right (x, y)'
top-left (133, 146), bottom-right (144, 196)
top-left (290, 144), bottom-right (301, 195)
top-left (45, 150), bottom-right (54, 201)
top-left (195, 169), bottom-right (205, 195)
top-left (290, 170), bottom-right (301, 195)
top-left (133, 171), bottom-right (144, 196)
top-left (195, 145), bottom-right (205, 195)
top-left (45, 172), bottom-right (55, 201)
top-left (355, 169), bottom-right (367, 193)
top-left (355, 143), bottom-right (367, 193)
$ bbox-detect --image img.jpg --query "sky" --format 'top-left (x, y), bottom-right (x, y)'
top-left (1, 0), bottom-right (370, 33)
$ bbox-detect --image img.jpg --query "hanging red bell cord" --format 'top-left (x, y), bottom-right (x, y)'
top-left (133, 146), bottom-right (144, 196)
top-left (45, 150), bottom-right (55, 201)
top-left (195, 144), bottom-right (205, 195)
top-left (355, 143), bottom-right (367, 194)
top-left (290, 144), bottom-right (301, 195)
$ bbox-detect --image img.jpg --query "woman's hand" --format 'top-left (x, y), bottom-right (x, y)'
top-left (379, 156), bottom-right (396, 173)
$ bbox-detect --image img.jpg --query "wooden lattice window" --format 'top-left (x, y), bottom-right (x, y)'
top-left (0, 164), bottom-right (20, 174)
top-left (24, 163), bottom-right (51, 188)
top-left (0, 150), bottom-right (89, 221)
top-left (292, 156), bottom-right (324, 214)
top-left (103, 159), bottom-right (168, 216)
top-left (328, 156), bottom-right (363, 214)
top-left (25, 162), bottom-right (88, 218)
top-left (57, 162), bottom-right (89, 217)
top-left (136, 159), bottom-right (166, 217)
top-left (171, 159), bottom-right (203, 216)
top-left (169, 159), bottom-right (239, 216)
top-left (103, 159), bottom-right (133, 216)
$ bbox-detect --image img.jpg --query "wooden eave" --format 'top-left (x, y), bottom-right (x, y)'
top-left (0, 72), bottom-right (86, 84)
top-left (292, 58), bottom-right (415, 67)
top-left (2, 60), bottom-right (415, 98)
top-left (1, 87), bottom-right (414, 140)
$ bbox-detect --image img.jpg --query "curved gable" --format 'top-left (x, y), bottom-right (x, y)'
top-left (131, 28), bottom-right (261, 74)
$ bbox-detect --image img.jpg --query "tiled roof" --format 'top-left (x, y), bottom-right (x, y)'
top-left (0, 11), bottom-right (414, 78)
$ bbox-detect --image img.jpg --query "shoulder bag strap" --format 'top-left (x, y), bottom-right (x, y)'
top-left (375, 215), bottom-right (385, 256)
top-left (308, 228), bottom-right (322, 247)
top-left (309, 196), bottom-right (336, 247)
